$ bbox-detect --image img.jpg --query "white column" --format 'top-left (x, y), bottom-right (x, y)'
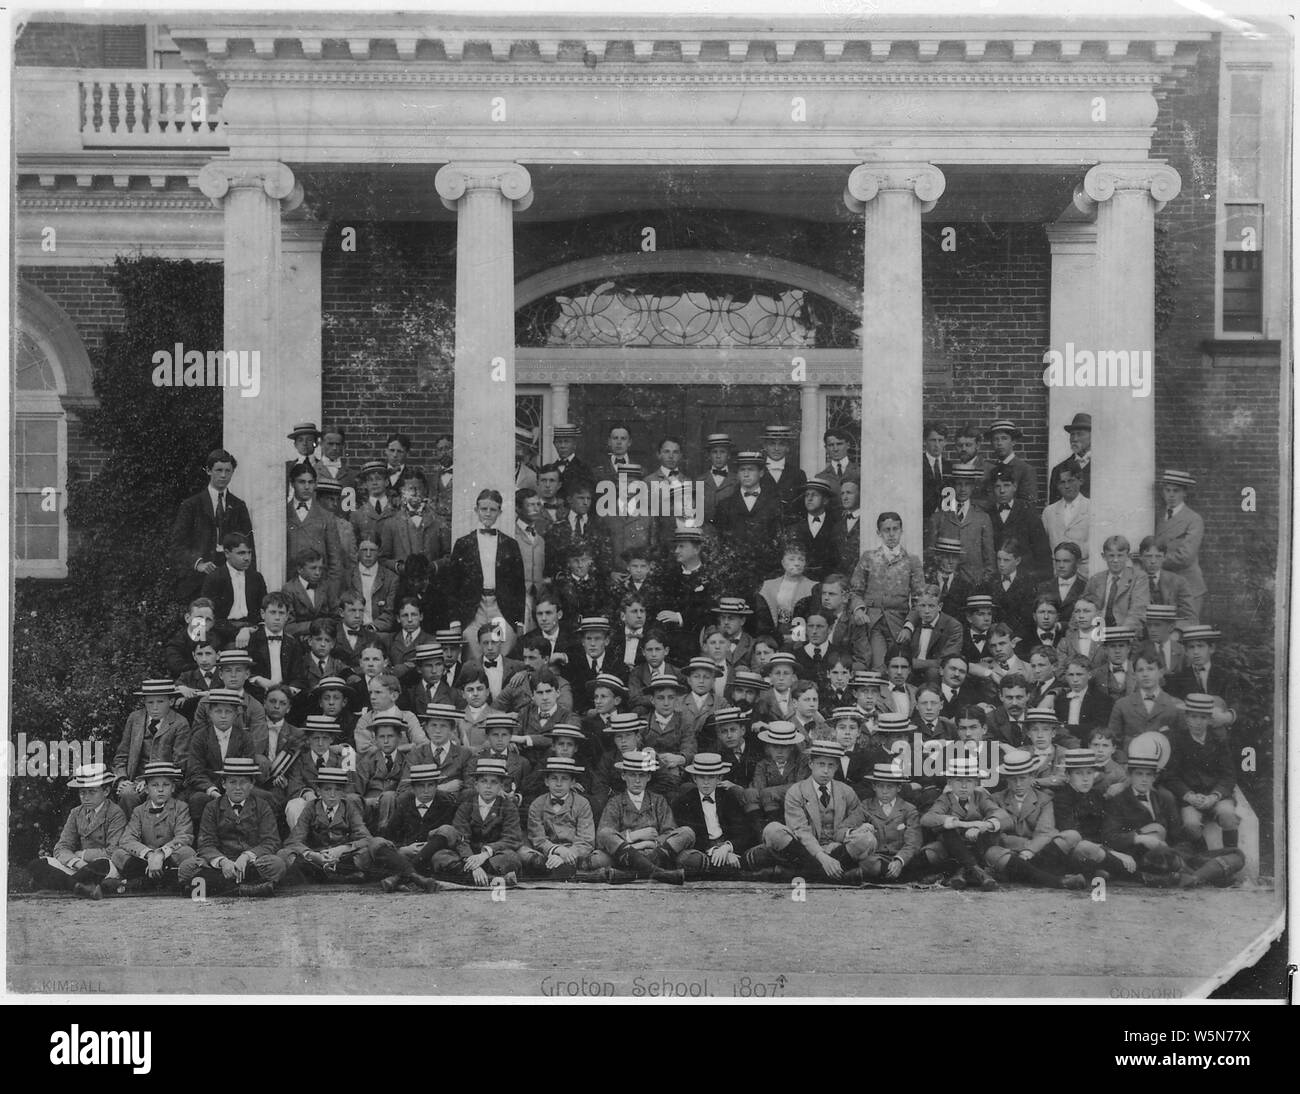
top-left (197, 159), bottom-right (303, 588)
top-left (1074, 162), bottom-right (1181, 560)
top-left (799, 383), bottom-right (820, 477)
top-left (435, 162), bottom-right (533, 539)
top-left (844, 162), bottom-right (945, 555)
top-left (281, 219), bottom-right (327, 428)
top-left (1044, 221), bottom-right (1098, 479)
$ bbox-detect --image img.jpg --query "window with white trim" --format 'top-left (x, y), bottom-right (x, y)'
top-left (12, 329), bottom-right (69, 577)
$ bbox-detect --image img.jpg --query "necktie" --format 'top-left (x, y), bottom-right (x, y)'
top-left (1139, 794), bottom-right (1155, 818)
top-left (384, 755), bottom-right (394, 774)
top-left (999, 503), bottom-right (1011, 513)
top-left (215, 492), bottom-right (227, 529)
top-left (590, 658), bottom-right (598, 673)
top-left (835, 462), bottom-right (844, 477)
top-left (317, 659), bottom-right (326, 675)
top-left (231, 803), bottom-right (243, 816)
top-left (972, 632), bottom-right (986, 643)
top-left (818, 786), bottom-right (830, 810)
top-left (811, 515), bottom-right (822, 527)
top-left (524, 524), bottom-right (535, 535)
top-left (145, 718), bottom-right (159, 737)
top-left (148, 806), bottom-right (165, 816)
top-left (1166, 507), bottom-right (1174, 521)
top-left (1198, 668), bottom-right (1208, 690)
top-left (297, 502), bottom-right (308, 515)
top-left (957, 796), bottom-right (969, 810)
top-left (1149, 576), bottom-right (1162, 604)
top-left (958, 505), bottom-right (967, 520)
top-left (1104, 577), bottom-right (1119, 625)
top-left (375, 497), bottom-right (385, 513)
top-left (702, 795), bottom-right (714, 805)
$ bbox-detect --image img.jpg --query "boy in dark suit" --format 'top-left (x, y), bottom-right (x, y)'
top-left (784, 478), bottom-right (844, 583)
top-left (1101, 747), bottom-right (1182, 875)
top-left (1037, 541), bottom-right (1089, 621)
top-left (1053, 655), bottom-right (1113, 738)
top-left (169, 448), bottom-right (255, 601)
top-left (286, 460), bottom-right (342, 589)
top-left (674, 753), bottom-right (753, 878)
top-left (446, 489), bottom-right (526, 660)
top-left (282, 547), bottom-right (335, 638)
top-left (179, 756), bottom-right (286, 896)
top-left (183, 687), bottom-right (262, 827)
top-left (928, 536), bottom-right (973, 621)
top-left (431, 757), bottom-right (524, 886)
top-left (985, 748), bottom-right (1085, 888)
top-left (353, 714), bottom-right (413, 835)
top-left (710, 707), bottom-right (761, 791)
top-left (1164, 624), bottom-right (1238, 733)
top-left (25, 763), bottom-right (126, 899)
top-left (164, 598), bottom-right (219, 678)
top-left (201, 532), bottom-right (266, 646)
top-left (407, 702), bottom-right (471, 795)
top-left (827, 708), bottom-right (874, 800)
top-left (714, 450), bottom-right (784, 586)
top-left (246, 593), bottom-right (306, 702)
top-left (464, 715), bottom-right (531, 800)
top-left (519, 756), bottom-right (598, 880)
top-left (113, 679), bottom-right (188, 817)
top-left (391, 761), bottom-right (463, 877)
top-left (193, 649), bottom-right (271, 740)
top-left (109, 761), bottom-right (196, 892)
top-left (988, 469), bottom-right (1050, 576)
top-left (351, 460), bottom-right (397, 555)
top-left (985, 540), bottom-right (1039, 637)
top-left (284, 715), bottom-right (349, 828)
top-left (1164, 693), bottom-right (1240, 849)
top-left (590, 750), bottom-right (692, 884)
top-left (859, 761), bottom-right (924, 882)
top-left (982, 419), bottom-right (1038, 508)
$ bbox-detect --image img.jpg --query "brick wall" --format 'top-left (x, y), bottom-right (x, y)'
top-left (19, 265), bottom-right (123, 359)
top-left (15, 22), bottom-right (146, 67)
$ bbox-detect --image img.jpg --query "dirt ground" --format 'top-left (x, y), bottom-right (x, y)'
top-left (7, 882), bottom-right (1280, 999)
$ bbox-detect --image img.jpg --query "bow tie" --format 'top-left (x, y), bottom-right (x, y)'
top-left (230, 803), bottom-right (244, 815)
top-left (478, 528), bottom-right (498, 536)
top-left (491, 751), bottom-right (507, 759)
top-left (743, 490), bottom-right (760, 498)
top-left (1039, 632), bottom-right (1054, 642)
top-left (550, 797), bottom-right (568, 807)
top-left (998, 503), bottom-right (1011, 512)
top-left (702, 795), bottom-right (714, 804)
top-left (810, 515), bottom-right (823, 526)
top-left (148, 806), bottom-right (166, 815)
top-left (626, 631), bottom-right (642, 639)
top-left (483, 659), bottom-right (498, 668)
top-left (305, 582), bottom-right (318, 591)
top-left (892, 685), bottom-right (906, 692)
top-left (522, 524), bottom-right (535, 535)
top-left (971, 632), bottom-right (986, 642)
top-left (543, 502), bottom-right (560, 510)
top-left (267, 635), bottom-right (282, 643)
top-left (441, 465), bottom-right (453, 474)
top-left (713, 469), bottom-right (729, 478)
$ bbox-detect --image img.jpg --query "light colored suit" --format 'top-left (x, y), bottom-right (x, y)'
top-left (927, 505), bottom-right (996, 586)
top-left (1041, 495), bottom-right (1091, 577)
top-left (286, 499), bottom-right (342, 584)
top-left (1155, 504), bottom-right (1206, 609)
top-left (1084, 565), bottom-right (1150, 631)
top-left (379, 509), bottom-right (445, 575)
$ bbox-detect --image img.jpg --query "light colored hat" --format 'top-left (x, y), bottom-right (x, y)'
top-left (588, 672), bottom-right (629, 696)
top-left (206, 688), bottom-right (245, 707)
top-left (549, 723), bottom-right (586, 741)
top-left (424, 702), bottom-right (462, 722)
top-left (142, 761), bottom-right (183, 781)
top-left (673, 527), bottom-right (704, 544)
top-left (999, 748), bottom-right (1039, 776)
top-left (413, 642), bottom-right (445, 662)
top-left (68, 762), bottom-right (115, 789)
top-left (875, 711), bottom-right (911, 733)
top-left (648, 671), bottom-right (688, 693)
top-left (763, 425), bottom-right (795, 440)
top-left (369, 712), bottom-right (409, 736)
top-left (314, 766), bottom-right (350, 785)
top-left (302, 715), bottom-right (342, 735)
top-left (1182, 693), bottom-right (1217, 717)
top-left (287, 421), bottom-right (321, 439)
top-left (614, 749), bottom-right (659, 773)
top-left (756, 721), bottom-right (804, 746)
top-left (409, 762), bottom-right (442, 782)
top-left (867, 761), bottom-right (910, 783)
top-left (135, 679), bottom-right (177, 697)
top-left (311, 674), bottom-right (352, 695)
top-left (766, 652), bottom-right (798, 670)
top-left (578, 616), bottom-right (611, 633)
top-left (221, 756), bottom-right (261, 779)
top-left (808, 740), bottom-right (845, 760)
top-left (1144, 604), bottom-right (1176, 620)
top-left (216, 649), bottom-right (253, 666)
top-left (986, 419), bottom-right (1021, 438)
top-left (552, 423), bottom-right (582, 439)
top-left (801, 477), bottom-right (835, 497)
top-left (360, 459), bottom-right (388, 477)
top-left (514, 425), bottom-right (538, 448)
top-left (850, 670), bottom-right (886, 688)
top-left (709, 707), bottom-right (750, 727)
top-left (1061, 748), bottom-right (1102, 771)
top-left (964, 594), bottom-right (994, 612)
top-left (616, 462), bottom-right (644, 477)
top-left (736, 450), bottom-right (765, 467)
top-left (830, 707), bottom-right (864, 723)
top-left (606, 712), bottom-right (646, 735)
top-left (434, 625), bottom-right (464, 645)
top-left (943, 755), bottom-right (989, 779)
top-left (1179, 624), bottom-right (1222, 642)
top-left (1100, 626), bottom-right (1136, 644)
top-left (315, 479), bottom-right (342, 496)
top-left (684, 752), bottom-right (732, 776)
top-left (934, 536), bottom-right (965, 555)
top-left (473, 757), bottom-right (509, 778)
top-left (730, 669), bottom-right (769, 691)
top-left (713, 596), bottom-right (753, 616)
top-left (685, 657), bottom-right (724, 676)
top-left (484, 713), bottom-right (518, 733)
top-left (704, 433), bottom-right (735, 449)
top-left (1025, 709), bottom-right (1060, 726)
top-left (1127, 731), bottom-right (1171, 770)
top-left (1160, 470), bottom-right (1196, 488)
top-left (950, 466), bottom-right (983, 481)
top-left (543, 756), bottom-right (584, 776)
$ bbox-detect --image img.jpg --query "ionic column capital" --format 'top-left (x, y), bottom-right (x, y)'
top-left (197, 160), bottom-right (302, 211)
top-left (844, 162), bottom-right (946, 215)
top-left (1073, 162), bottom-right (1182, 215)
top-left (435, 162), bottom-right (534, 213)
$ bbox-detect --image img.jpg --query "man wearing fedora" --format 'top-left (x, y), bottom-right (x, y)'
top-left (755, 740), bottom-right (877, 884)
top-left (982, 418), bottom-right (1038, 509)
top-left (1154, 470), bottom-right (1207, 620)
top-left (181, 756), bottom-right (286, 896)
top-left (1049, 412), bottom-right (1092, 502)
top-left (673, 753), bottom-right (754, 878)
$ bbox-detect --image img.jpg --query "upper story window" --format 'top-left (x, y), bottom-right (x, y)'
top-left (1221, 72), bottom-right (1264, 334)
top-left (12, 330), bottom-right (68, 578)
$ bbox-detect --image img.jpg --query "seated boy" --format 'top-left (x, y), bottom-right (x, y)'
top-left (280, 766), bottom-right (437, 892)
top-left (984, 748), bottom-right (1086, 889)
top-left (674, 752), bottom-right (754, 879)
top-left (283, 547), bottom-right (336, 638)
top-left (708, 707), bottom-right (761, 796)
top-left (402, 641), bottom-right (456, 714)
top-left (109, 761), bottom-right (196, 892)
top-left (590, 750), bottom-right (692, 884)
top-left (742, 721), bottom-right (810, 838)
top-left (246, 593), bottom-right (305, 703)
top-left (519, 756), bottom-right (598, 880)
top-left (1023, 709), bottom-right (1070, 789)
top-left (174, 636), bottom-right (221, 726)
top-left (192, 648), bottom-right (270, 740)
top-left (1100, 747), bottom-right (1181, 874)
top-left (295, 618), bottom-right (355, 717)
top-left (1107, 642), bottom-right (1181, 749)
top-left (407, 703), bottom-right (471, 794)
top-left (643, 672), bottom-right (696, 790)
top-left (25, 763), bottom-right (126, 900)
top-left (587, 712), bottom-right (646, 821)
top-left (1089, 726), bottom-right (1130, 797)
top-left (920, 755), bottom-right (1011, 891)
top-left (1096, 626), bottom-right (1138, 701)
top-left (859, 761), bottom-right (924, 882)
top-left (828, 707), bottom-right (873, 800)
top-left (464, 714), bottom-right (531, 800)
top-left (353, 673), bottom-right (426, 754)
top-left (201, 531), bottom-right (266, 646)
top-left (517, 723), bottom-right (592, 814)
top-left (284, 715), bottom-right (348, 828)
top-left (164, 597), bottom-right (219, 679)
top-left (791, 679), bottom-right (830, 742)
top-left (179, 756), bottom-right (286, 897)
top-left (390, 761), bottom-right (463, 879)
top-left (183, 686), bottom-right (261, 828)
top-left (819, 653), bottom-right (857, 718)
top-left (1164, 693), bottom-right (1240, 850)
top-left (352, 714), bottom-right (412, 835)
top-left (1053, 654), bottom-right (1113, 738)
top-left (1165, 625), bottom-right (1237, 734)
top-left (755, 741), bottom-right (878, 885)
top-left (113, 678), bottom-right (188, 817)
top-left (430, 757), bottom-right (524, 887)
top-left (1052, 748), bottom-right (1136, 880)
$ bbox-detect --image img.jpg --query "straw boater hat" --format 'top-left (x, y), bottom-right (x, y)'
top-left (206, 688), bottom-right (246, 707)
top-left (867, 761), bottom-right (911, 783)
top-left (1100, 626), bottom-right (1136, 644)
top-left (964, 594), bottom-right (994, 612)
top-left (801, 477), bottom-right (835, 498)
top-left (763, 425), bottom-right (795, 442)
top-left (985, 419), bottom-right (1021, 439)
top-left (216, 649), bottom-right (253, 667)
top-left (709, 707), bottom-right (749, 729)
top-left (483, 713), bottom-right (518, 734)
top-left (850, 670), bottom-right (886, 689)
top-left (587, 672), bottom-right (629, 696)
top-left (221, 756), bottom-right (261, 779)
top-left (713, 596), bottom-right (753, 616)
top-left (473, 757), bottom-right (509, 778)
top-left (647, 671), bottom-right (688, 693)
top-left (1025, 709), bottom-right (1060, 728)
top-left (413, 642), bottom-right (445, 662)
top-left (950, 466), bottom-right (983, 481)
top-left (1144, 604), bottom-right (1176, 622)
top-left (766, 651), bottom-right (798, 671)
top-left (314, 766), bottom-right (350, 785)
top-left (1182, 693), bottom-right (1217, 718)
top-left (514, 425), bottom-right (537, 449)
top-left (942, 754), bottom-right (989, 779)
top-left (808, 740), bottom-right (845, 760)
top-left (934, 536), bottom-right (965, 556)
top-left (614, 749), bottom-right (659, 773)
top-left (578, 616), bottom-right (611, 633)
top-left (316, 479), bottom-right (342, 496)
top-left (999, 749), bottom-right (1039, 777)
top-left (1178, 623), bottom-right (1222, 643)
top-left (684, 752), bottom-right (731, 777)
top-left (673, 527), bottom-right (704, 544)
top-left (615, 462), bottom-right (644, 477)
top-left (875, 711), bottom-right (912, 734)
top-left (686, 657), bottom-right (724, 677)
top-left (730, 669), bottom-right (769, 692)
top-left (1060, 748), bottom-right (1102, 771)
top-left (552, 423), bottom-right (581, 440)
top-left (1126, 731), bottom-right (1171, 771)
top-left (424, 702), bottom-right (463, 723)
top-left (369, 712), bottom-right (409, 734)
top-left (1160, 470), bottom-right (1196, 489)
top-left (549, 723), bottom-right (586, 742)
top-left (830, 706), bottom-right (865, 724)
top-left (311, 675), bottom-right (351, 695)
top-left (135, 679), bottom-right (177, 698)
top-left (606, 712), bottom-right (646, 736)
top-left (142, 761), bottom-right (183, 782)
top-left (408, 762), bottom-right (442, 783)
top-left (67, 762), bottom-right (115, 789)
top-left (302, 714), bottom-right (342, 735)
top-left (360, 459), bottom-right (388, 478)
top-left (543, 756), bottom-right (584, 777)
top-left (287, 421), bottom-right (321, 440)
top-left (756, 721), bottom-right (804, 747)
top-left (736, 450), bottom-right (765, 468)
top-left (434, 624), bottom-right (464, 646)
top-left (704, 433), bottom-right (735, 450)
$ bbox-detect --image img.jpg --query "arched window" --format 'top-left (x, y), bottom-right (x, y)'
top-left (13, 284), bottom-right (97, 579)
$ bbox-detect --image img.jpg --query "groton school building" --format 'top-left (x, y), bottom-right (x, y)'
top-left (12, 12), bottom-right (1290, 621)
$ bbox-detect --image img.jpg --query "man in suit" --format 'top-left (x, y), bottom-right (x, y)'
top-left (1041, 465), bottom-right (1090, 577)
top-left (1037, 541), bottom-right (1089, 623)
top-left (798, 576), bottom-right (871, 670)
top-left (838, 477), bottom-right (864, 573)
top-left (246, 595), bottom-right (307, 701)
top-left (379, 472), bottom-right (445, 578)
top-left (700, 433), bottom-right (739, 528)
top-left (200, 532), bottom-right (267, 646)
top-left (550, 422), bottom-right (598, 497)
top-left (182, 689), bottom-right (262, 827)
top-left (282, 548), bottom-right (337, 638)
top-left (340, 538), bottom-right (398, 633)
top-left (1136, 535), bottom-right (1199, 631)
top-left (287, 461), bottom-right (342, 589)
top-left (545, 480), bottom-right (614, 580)
top-left (603, 423), bottom-right (637, 477)
top-left (760, 423), bottom-right (807, 514)
top-left (936, 655), bottom-right (991, 719)
top-left (311, 427), bottom-right (356, 494)
top-left (643, 435), bottom-right (697, 551)
top-left (112, 680), bottom-right (190, 817)
top-left (179, 756), bottom-right (286, 896)
top-left (951, 424), bottom-right (995, 511)
top-left (563, 623), bottom-right (629, 698)
top-left (989, 470), bottom-right (1051, 578)
top-left (983, 419), bottom-right (1038, 508)
top-left (1165, 625), bottom-right (1237, 726)
top-left (1084, 535), bottom-right (1151, 631)
top-left (894, 586), bottom-right (965, 683)
top-left (754, 741), bottom-right (877, 883)
top-left (1053, 655), bottom-right (1114, 736)
top-left (599, 464), bottom-right (654, 570)
top-left (351, 460), bottom-right (397, 555)
top-left (446, 489), bottom-right (527, 658)
top-left (927, 468), bottom-right (995, 586)
top-left (986, 540), bottom-right (1040, 638)
top-left (1049, 412), bottom-right (1092, 503)
top-left (928, 536), bottom-right (972, 620)
top-left (713, 451), bottom-right (784, 585)
top-left (673, 753), bottom-right (754, 877)
top-left (170, 448), bottom-right (255, 601)
top-left (921, 421), bottom-right (947, 520)
top-left (1155, 470), bottom-right (1206, 619)
top-left (650, 528), bottom-right (716, 666)
top-left (817, 426), bottom-right (858, 496)
top-left (784, 478), bottom-right (844, 583)
top-left (1106, 647), bottom-right (1182, 747)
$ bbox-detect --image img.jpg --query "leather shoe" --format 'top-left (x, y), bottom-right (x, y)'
top-left (651, 868), bottom-right (685, 886)
top-left (73, 882), bottom-right (103, 901)
top-left (380, 874), bottom-right (404, 893)
top-left (235, 881), bottom-right (274, 897)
